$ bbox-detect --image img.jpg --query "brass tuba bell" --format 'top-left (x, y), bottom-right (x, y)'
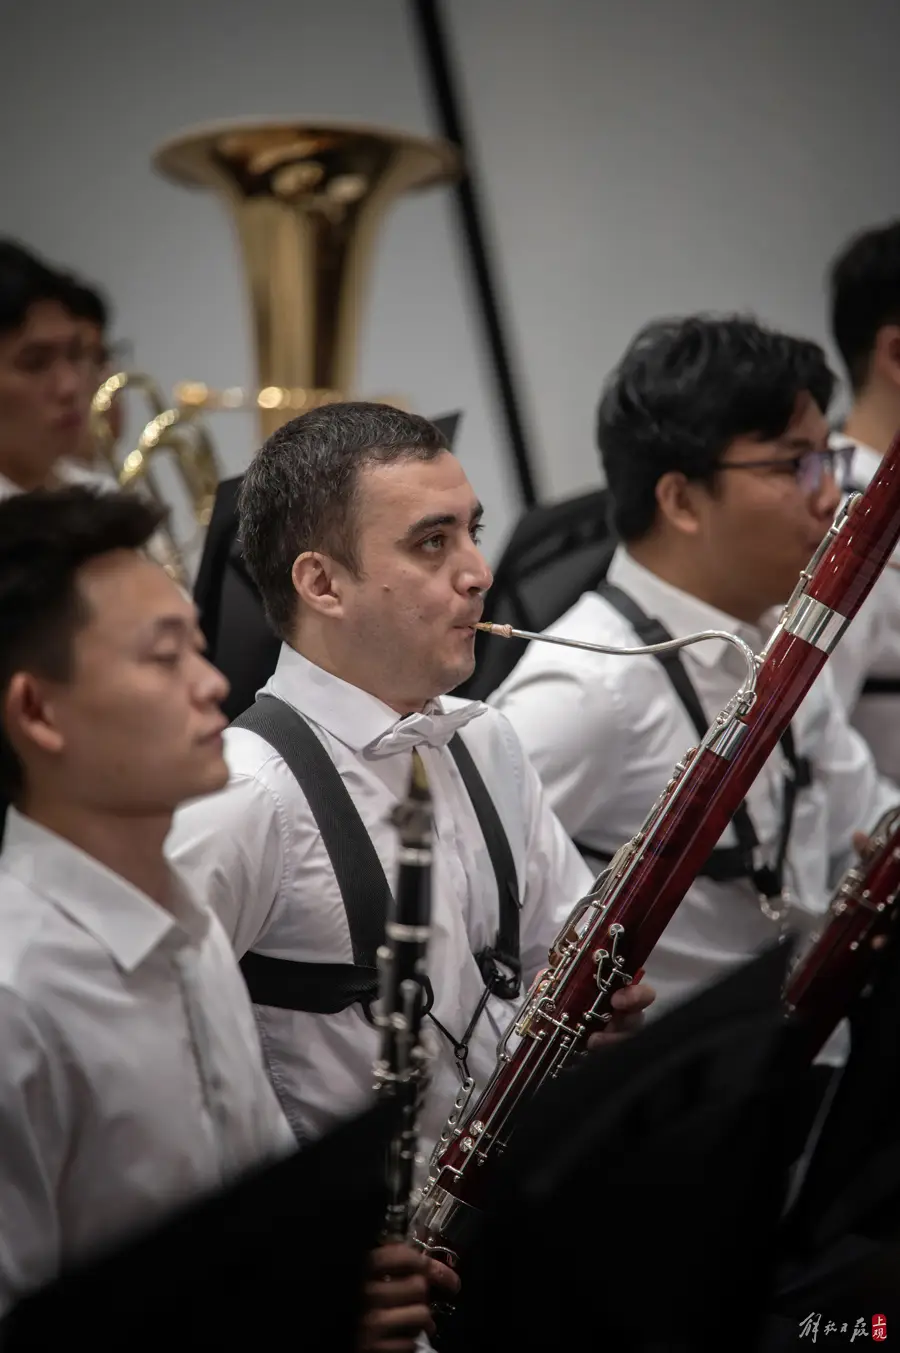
top-left (93, 119), bottom-right (461, 579)
top-left (154, 118), bottom-right (461, 439)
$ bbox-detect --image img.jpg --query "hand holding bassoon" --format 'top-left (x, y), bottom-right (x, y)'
top-left (784, 804), bottom-right (900, 1061)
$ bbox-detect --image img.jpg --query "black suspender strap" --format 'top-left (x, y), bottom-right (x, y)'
top-left (231, 695), bottom-right (387, 1018)
top-left (861, 675), bottom-right (900, 696)
top-left (230, 695), bottom-right (521, 1030)
top-left (573, 582), bottom-right (811, 904)
top-left (447, 734), bottom-right (522, 1000)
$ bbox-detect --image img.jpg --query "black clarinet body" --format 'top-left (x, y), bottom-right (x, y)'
top-left (374, 752), bottom-right (435, 1242)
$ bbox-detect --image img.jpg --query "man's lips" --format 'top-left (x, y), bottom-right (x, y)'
top-left (198, 717), bottom-right (228, 743)
top-left (52, 411), bottom-right (87, 432)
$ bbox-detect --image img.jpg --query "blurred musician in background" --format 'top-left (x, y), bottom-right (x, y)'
top-left (62, 277), bottom-right (110, 382)
top-left (0, 241), bottom-right (95, 498)
top-left (60, 274), bottom-right (125, 464)
top-left (491, 316), bottom-right (898, 1040)
top-left (825, 220), bottom-right (900, 780)
top-left (165, 403), bottom-right (653, 1185)
top-left (0, 487), bottom-right (438, 1353)
top-left (0, 240), bottom-right (177, 572)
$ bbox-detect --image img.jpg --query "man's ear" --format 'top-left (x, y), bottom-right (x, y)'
top-left (873, 324), bottom-right (900, 390)
top-left (291, 551), bottom-right (346, 618)
top-left (3, 672), bottom-right (66, 763)
top-left (654, 470), bottom-right (703, 538)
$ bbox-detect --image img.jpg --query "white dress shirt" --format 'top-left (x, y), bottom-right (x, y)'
top-left (826, 434), bottom-right (900, 781)
top-left (0, 810), bottom-right (295, 1315)
top-left (166, 644), bottom-right (592, 1162)
top-left (490, 549), bottom-right (899, 1053)
top-left (0, 462), bottom-right (109, 500)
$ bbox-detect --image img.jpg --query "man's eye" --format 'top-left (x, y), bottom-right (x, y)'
top-left (420, 535), bottom-right (445, 552)
top-left (153, 652), bottom-right (180, 667)
top-left (17, 355), bottom-right (51, 375)
top-left (471, 522), bottom-right (484, 542)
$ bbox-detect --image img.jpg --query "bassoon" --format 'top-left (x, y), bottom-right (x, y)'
top-left (374, 751), bottom-right (435, 1243)
top-left (784, 802), bottom-right (900, 1062)
top-left (409, 433), bottom-right (900, 1279)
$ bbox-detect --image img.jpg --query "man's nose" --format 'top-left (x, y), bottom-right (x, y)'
top-left (55, 358), bottom-right (84, 403)
top-left (197, 653), bottom-right (231, 705)
top-left (815, 466), bottom-right (843, 518)
top-left (462, 537), bottom-right (493, 594)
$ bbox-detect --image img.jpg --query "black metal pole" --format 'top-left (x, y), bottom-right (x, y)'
top-left (409, 0), bottom-right (539, 507)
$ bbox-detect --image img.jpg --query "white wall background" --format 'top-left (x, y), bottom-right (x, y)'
top-left (2, 0), bottom-right (900, 561)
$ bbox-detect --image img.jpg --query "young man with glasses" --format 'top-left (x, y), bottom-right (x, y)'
top-left (491, 315), bottom-right (897, 1037)
top-left (824, 220), bottom-right (900, 780)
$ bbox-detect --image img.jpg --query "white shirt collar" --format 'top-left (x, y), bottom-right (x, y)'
top-left (263, 643), bottom-right (483, 754)
top-left (1, 809), bottom-right (203, 972)
top-left (0, 470), bottom-right (22, 501)
top-left (0, 461), bottom-right (111, 502)
top-left (606, 547), bottom-right (764, 669)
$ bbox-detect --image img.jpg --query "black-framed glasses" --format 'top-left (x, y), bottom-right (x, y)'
top-left (713, 444), bottom-right (855, 496)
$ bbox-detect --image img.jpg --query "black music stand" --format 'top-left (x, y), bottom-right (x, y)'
top-left (193, 412), bottom-right (463, 720)
top-left (440, 942), bottom-right (797, 1353)
top-left (0, 1101), bottom-right (391, 1351)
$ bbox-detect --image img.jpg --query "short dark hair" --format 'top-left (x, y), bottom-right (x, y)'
top-left (828, 219), bottom-right (900, 393)
top-left (0, 238), bottom-right (73, 337)
top-left (597, 314), bottom-right (836, 543)
top-left (238, 401), bottom-right (449, 639)
top-left (0, 488), bottom-right (166, 801)
top-left (61, 275), bottom-right (110, 335)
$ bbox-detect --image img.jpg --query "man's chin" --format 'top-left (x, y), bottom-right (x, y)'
top-left (183, 757), bottom-right (230, 804)
top-left (438, 655), bottom-right (477, 697)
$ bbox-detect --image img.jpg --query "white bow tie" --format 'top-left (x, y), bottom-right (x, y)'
top-left (363, 702), bottom-right (486, 759)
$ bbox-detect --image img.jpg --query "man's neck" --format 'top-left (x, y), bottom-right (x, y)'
top-left (20, 798), bottom-right (177, 910)
top-left (842, 389), bottom-right (900, 458)
top-left (289, 635), bottom-right (428, 716)
top-left (624, 541), bottom-right (766, 626)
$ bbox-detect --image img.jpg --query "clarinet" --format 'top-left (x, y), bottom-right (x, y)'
top-left (374, 751), bottom-right (435, 1242)
top-left (409, 432), bottom-right (900, 1281)
top-left (784, 803), bottom-right (900, 1062)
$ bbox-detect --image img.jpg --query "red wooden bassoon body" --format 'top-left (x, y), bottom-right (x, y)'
top-left (410, 434), bottom-right (900, 1274)
top-left (784, 804), bottom-right (900, 1061)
